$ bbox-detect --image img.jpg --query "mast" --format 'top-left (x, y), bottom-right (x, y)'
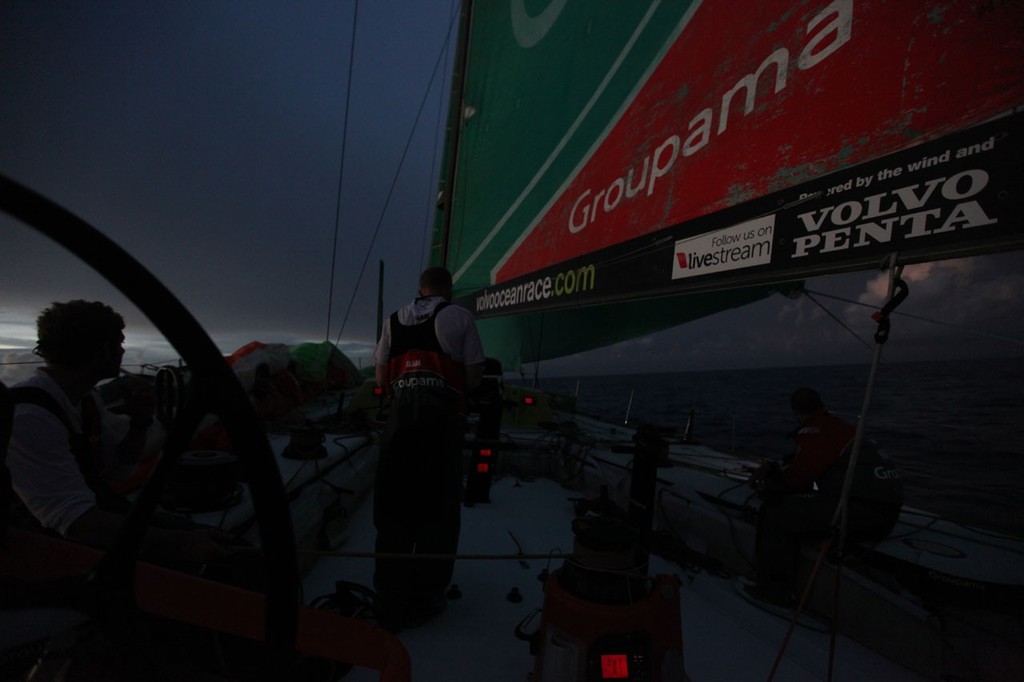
top-left (436, 0), bottom-right (473, 269)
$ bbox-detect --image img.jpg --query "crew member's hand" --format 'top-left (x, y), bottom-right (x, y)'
top-left (749, 460), bottom-right (780, 491)
top-left (109, 374), bottom-right (157, 423)
top-left (122, 377), bottom-right (157, 422)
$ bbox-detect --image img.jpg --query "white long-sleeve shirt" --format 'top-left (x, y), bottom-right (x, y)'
top-left (7, 369), bottom-right (130, 536)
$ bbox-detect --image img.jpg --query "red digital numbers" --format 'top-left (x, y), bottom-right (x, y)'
top-left (600, 654), bottom-right (629, 679)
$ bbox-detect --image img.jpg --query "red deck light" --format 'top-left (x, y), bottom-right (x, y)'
top-left (479, 448), bottom-right (493, 457)
top-left (476, 462), bottom-right (489, 473)
top-left (600, 654), bottom-right (629, 679)
top-left (522, 396), bottom-right (536, 406)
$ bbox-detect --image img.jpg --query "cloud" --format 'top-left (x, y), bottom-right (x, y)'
top-left (0, 350), bottom-right (37, 385)
top-left (837, 253), bottom-right (1024, 360)
top-left (855, 255), bottom-right (1024, 329)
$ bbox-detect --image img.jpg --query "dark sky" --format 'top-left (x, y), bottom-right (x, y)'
top-left (1, 1), bottom-right (455, 367)
top-left (2, 1), bottom-right (1023, 381)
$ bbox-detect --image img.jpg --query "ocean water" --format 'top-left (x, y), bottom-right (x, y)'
top-left (513, 357), bottom-right (1024, 537)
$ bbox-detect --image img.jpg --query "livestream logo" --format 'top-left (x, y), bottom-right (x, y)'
top-left (673, 215), bottom-right (774, 279)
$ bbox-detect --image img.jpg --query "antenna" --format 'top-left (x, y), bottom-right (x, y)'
top-left (376, 260), bottom-right (384, 343)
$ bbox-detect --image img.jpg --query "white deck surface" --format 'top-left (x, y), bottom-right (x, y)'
top-left (302, 476), bottom-right (924, 681)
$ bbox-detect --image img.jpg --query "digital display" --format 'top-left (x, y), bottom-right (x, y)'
top-left (600, 654), bottom-right (629, 679)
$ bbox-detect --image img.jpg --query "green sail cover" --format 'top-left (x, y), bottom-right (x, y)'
top-left (290, 341), bottom-right (362, 388)
top-left (434, 1), bottom-right (1024, 369)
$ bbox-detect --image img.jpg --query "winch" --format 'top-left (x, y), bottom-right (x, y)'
top-left (530, 426), bottom-right (685, 681)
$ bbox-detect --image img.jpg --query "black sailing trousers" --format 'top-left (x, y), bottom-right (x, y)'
top-left (373, 398), bottom-right (464, 606)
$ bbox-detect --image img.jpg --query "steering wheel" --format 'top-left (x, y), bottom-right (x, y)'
top-left (0, 173), bottom-right (299, 668)
top-left (154, 365), bottom-right (186, 429)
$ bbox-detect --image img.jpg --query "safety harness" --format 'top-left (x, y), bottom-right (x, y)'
top-left (4, 386), bottom-right (129, 522)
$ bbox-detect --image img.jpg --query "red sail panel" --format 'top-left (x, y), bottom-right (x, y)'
top-left (496, 0), bottom-right (1024, 283)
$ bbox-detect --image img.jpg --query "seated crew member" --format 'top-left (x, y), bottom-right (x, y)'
top-left (6, 300), bottom-right (254, 577)
top-left (746, 387), bottom-right (903, 605)
top-left (371, 267), bottom-right (485, 629)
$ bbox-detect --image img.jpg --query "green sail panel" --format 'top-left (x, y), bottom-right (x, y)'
top-left (438, 0), bottom-right (694, 294)
top-left (475, 284), bottom-right (786, 369)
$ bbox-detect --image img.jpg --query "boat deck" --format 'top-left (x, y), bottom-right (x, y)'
top-left (302, 475), bottom-right (925, 681)
top-left (181, 389), bottom-right (1018, 680)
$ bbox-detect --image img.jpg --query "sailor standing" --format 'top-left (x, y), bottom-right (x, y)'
top-left (372, 267), bottom-right (485, 628)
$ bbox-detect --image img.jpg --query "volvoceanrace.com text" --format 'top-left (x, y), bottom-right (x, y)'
top-left (475, 264), bottom-right (596, 313)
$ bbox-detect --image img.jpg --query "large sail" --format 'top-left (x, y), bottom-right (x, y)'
top-left (434, 0), bottom-right (1024, 370)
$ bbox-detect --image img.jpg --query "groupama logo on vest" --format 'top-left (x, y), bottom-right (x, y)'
top-left (392, 353), bottom-right (459, 394)
top-left (391, 373), bottom-right (450, 392)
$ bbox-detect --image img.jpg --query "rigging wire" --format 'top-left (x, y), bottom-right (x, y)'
top-left (770, 260), bottom-right (910, 682)
top-left (325, 0), bottom-right (361, 342)
top-left (332, 10), bottom-right (462, 347)
top-left (800, 285), bottom-right (917, 383)
top-left (0, 359), bottom-right (38, 367)
top-left (803, 287), bottom-right (1024, 347)
top-left (800, 289), bottom-right (875, 354)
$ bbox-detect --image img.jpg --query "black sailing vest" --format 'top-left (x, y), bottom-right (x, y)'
top-left (384, 302), bottom-right (465, 413)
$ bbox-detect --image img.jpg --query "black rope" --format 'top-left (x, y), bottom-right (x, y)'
top-left (871, 276), bottom-right (909, 345)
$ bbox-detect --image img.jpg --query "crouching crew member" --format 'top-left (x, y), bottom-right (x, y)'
top-left (746, 387), bottom-right (903, 605)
